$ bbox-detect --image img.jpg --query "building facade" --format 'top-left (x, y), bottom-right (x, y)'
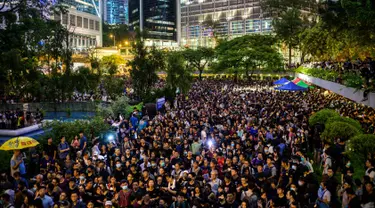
top-left (129, 0), bottom-right (180, 48)
top-left (180, 0), bottom-right (272, 48)
top-left (53, 7), bottom-right (103, 51)
top-left (103, 0), bottom-right (129, 24)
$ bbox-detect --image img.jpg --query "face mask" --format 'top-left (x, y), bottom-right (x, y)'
top-left (291, 187), bottom-right (296, 191)
top-left (298, 181), bottom-right (303, 186)
top-left (122, 186), bottom-right (128, 190)
top-left (140, 150), bottom-right (144, 153)
top-left (320, 185), bottom-right (323, 190)
top-left (301, 158), bottom-right (305, 162)
top-left (264, 149), bottom-right (269, 153)
top-left (231, 143), bottom-right (235, 147)
top-left (184, 152), bottom-right (187, 156)
top-left (116, 164), bottom-right (122, 168)
top-left (161, 162), bottom-right (165, 167)
top-left (79, 176), bottom-right (85, 180)
top-left (347, 162), bottom-right (351, 166)
top-left (152, 163), bottom-right (157, 167)
top-left (292, 165), bottom-right (297, 170)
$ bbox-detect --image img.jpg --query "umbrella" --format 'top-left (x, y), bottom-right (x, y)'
top-left (292, 78), bottom-right (301, 84)
top-left (273, 78), bottom-right (289, 85)
top-left (296, 80), bottom-right (315, 89)
top-left (0, 137), bottom-right (39, 151)
top-left (275, 81), bottom-right (307, 91)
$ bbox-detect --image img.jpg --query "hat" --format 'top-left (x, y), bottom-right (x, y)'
top-left (105, 201), bottom-right (112, 206)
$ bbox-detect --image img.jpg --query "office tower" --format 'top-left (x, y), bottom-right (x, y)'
top-left (103, 0), bottom-right (129, 24)
top-left (52, 0), bottom-right (103, 49)
top-left (180, 0), bottom-right (272, 48)
top-left (129, 0), bottom-right (180, 48)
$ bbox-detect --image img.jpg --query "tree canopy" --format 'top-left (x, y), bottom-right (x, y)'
top-left (214, 34), bottom-right (283, 79)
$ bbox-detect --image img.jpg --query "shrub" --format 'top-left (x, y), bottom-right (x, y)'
top-left (326, 116), bottom-right (363, 133)
top-left (309, 109), bottom-right (340, 127)
top-left (40, 116), bottom-right (111, 146)
top-left (321, 121), bottom-right (361, 143)
top-left (348, 134), bottom-right (375, 162)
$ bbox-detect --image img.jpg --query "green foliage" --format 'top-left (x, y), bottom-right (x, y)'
top-left (309, 109), bottom-right (340, 127)
top-left (128, 30), bottom-right (165, 99)
top-left (165, 51), bottom-right (193, 94)
top-left (110, 96), bottom-right (130, 117)
top-left (296, 66), bottom-right (364, 89)
top-left (41, 116), bottom-right (111, 144)
top-left (326, 116), bottom-right (363, 133)
top-left (73, 66), bottom-right (101, 94)
top-left (102, 76), bottom-right (125, 101)
top-left (321, 121), bottom-right (361, 143)
top-left (215, 34), bottom-right (283, 78)
top-left (0, 151), bottom-right (13, 173)
top-left (272, 8), bottom-right (305, 65)
top-left (348, 134), bottom-right (375, 164)
top-left (181, 47), bottom-right (215, 79)
top-left (143, 87), bottom-right (175, 104)
top-left (101, 54), bottom-right (125, 75)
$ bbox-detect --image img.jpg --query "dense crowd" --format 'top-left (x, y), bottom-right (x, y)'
top-left (1, 79), bottom-right (375, 208)
top-left (0, 110), bottom-right (43, 130)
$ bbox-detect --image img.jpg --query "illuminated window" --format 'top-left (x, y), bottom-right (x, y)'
top-left (245, 19), bottom-right (260, 33)
top-left (230, 21), bottom-right (243, 34)
top-left (262, 19), bottom-right (272, 31)
top-left (189, 25), bottom-right (200, 37)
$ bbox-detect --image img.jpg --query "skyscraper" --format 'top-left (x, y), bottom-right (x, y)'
top-left (180, 0), bottom-right (272, 48)
top-left (103, 0), bottom-right (129, 24)
top-left (129, 0), bottom-right (180, 48)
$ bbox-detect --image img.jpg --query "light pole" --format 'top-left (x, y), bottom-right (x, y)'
top-left (110, 34), bottom-right (116, 47)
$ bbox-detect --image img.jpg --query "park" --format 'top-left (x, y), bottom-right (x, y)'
top-left (0, 0), bottom-right (375, 207)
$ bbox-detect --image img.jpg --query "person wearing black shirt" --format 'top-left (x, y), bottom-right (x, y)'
top-left (43, 137), bottom-right (57, 160)
top-left (273, 187), bottom-right (288, 208)
top-left (346, 188), bottom-right (361, 208)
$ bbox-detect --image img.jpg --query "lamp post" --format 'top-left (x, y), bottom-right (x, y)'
top-left (109, 34), bottom-right (116, 47)
top-left (125, 41), bottom-right (129, 46)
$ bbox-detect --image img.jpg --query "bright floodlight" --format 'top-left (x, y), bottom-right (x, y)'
top-left (107, 134), bottom-right (114, 141)
top-left (207, 140), bottom-right (213, 148)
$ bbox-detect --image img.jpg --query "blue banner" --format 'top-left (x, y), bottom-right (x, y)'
top-left (156, 97), bottom-right (166, 110)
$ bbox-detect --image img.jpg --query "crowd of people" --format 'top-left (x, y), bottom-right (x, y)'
top-left (0, 110), bottom-right (43, 130)
top-left (1, 79), bottom-right (375, 208)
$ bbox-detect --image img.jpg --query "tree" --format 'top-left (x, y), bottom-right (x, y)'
top-left (326, 116), bottom-right (363, 133)
top-left (321, 121), bottom-right (361, 143)
top-left (215, 34), bottom-right (283, 80)
top-left (308, 109), bottom-right (340, 127)
top-left (165, 51), bottom-right (193, 94)
top-left (102, 76), bottom-right (124, 101)
top-left (272, 8), bottom-right (304, 65)
top-left (102, 54), bottom-right (125, 75)
top-left (74, 66), bottom-right (101, 94)
top-left (348, 134), bottom-right (375, 163)
top-left (128, 30), bottom-right (165, 99)
top-left (181, 47), bottom-right (215, 80)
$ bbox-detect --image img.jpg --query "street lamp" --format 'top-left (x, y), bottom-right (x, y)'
top-left (109, 34), bottom-right (116, 47)
top-left (125, 41), bottom-right (129, 46)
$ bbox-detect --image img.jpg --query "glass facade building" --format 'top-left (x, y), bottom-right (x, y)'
top-left (129, 0), bottom-right (178, 41)
top-left (104, 0), bottom-right (129, 24)
top-left (61, 0), bottom-right (101, 17)
top-left (180, 0), bottom-right (272, 48)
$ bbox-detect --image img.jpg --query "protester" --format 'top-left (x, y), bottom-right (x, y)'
top-left (1, 79), bottom-right (375, 208)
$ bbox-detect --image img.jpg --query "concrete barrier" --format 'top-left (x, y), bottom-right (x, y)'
top-left (296, 73), bottom-right (375, 108)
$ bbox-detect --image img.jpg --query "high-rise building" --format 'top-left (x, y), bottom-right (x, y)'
top-left (103, 0), bottom-right (129, 24)
top-left (180, 0), bottom-right (272, 48)
top-left (52, 0), bottom-right (103, 50)
top-left (129, 0), bottom-right (180, 48)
